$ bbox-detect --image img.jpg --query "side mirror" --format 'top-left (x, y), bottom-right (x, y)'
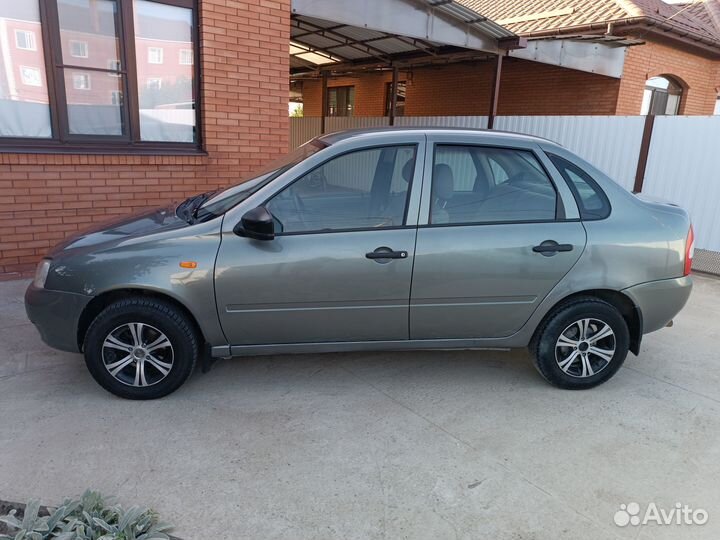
top-left (234, 206), bottom-right (275, 240)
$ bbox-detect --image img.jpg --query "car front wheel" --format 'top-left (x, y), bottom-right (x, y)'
top-left (83, 298), bottom-right (199, 399)
top-left (531, 297), bottom-right (630, 389)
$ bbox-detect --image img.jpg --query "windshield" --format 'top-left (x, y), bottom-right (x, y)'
top-left (193, 139), bottom-right (326, 222)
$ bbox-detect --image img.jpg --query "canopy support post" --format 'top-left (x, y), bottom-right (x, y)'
top-left (321, 71), bottom-right (328, 134)
top-left (487, 53), bottom-right (503, 129)
top-left (389, 65), bottom-right (399, 126)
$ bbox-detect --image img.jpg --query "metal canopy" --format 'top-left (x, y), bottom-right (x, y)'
top-left (508, 36), bottom-right (644, 79)
top-left (290, 0), bottom-right (518, 72)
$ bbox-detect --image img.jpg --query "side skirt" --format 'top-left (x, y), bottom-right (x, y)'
top-left (212, 339), bottom-right (515, 358)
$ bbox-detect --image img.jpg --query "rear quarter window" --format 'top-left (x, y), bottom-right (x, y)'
top-left (548, 153), bottom-right (611, 220)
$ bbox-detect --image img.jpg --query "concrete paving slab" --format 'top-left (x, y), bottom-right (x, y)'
top-left (1, 276), bottom-right (719, 539)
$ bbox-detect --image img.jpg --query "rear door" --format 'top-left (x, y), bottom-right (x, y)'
top-left (410, 135), bottom-right (586, 339)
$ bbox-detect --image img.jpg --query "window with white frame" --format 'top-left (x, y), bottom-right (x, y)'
top-left (72, 73), bottom-right (91, 90)
top-left (640, 76), bottom-right (683, 115)
top-left (20, 66), bottom-right (42, 87)
top-left (146, 78), bottom-right (162, 90)
top-left (148, 47), bottom-right (164, 64)
top-left (69, 40), bottom-right (88, 58)
top-left (15, 29), bottom-right (36, 50)
top-left (179, 48), bottom-right (193, 65)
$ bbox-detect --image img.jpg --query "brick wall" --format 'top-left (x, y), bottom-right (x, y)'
top-left (300, 42), bottom-right (720, 118)
top-left (300, 58), bottom-right (621, 117)
top-left (0, 0), bottom-right (290, 278)
top-left (616, 36), bottom-right (720, 115)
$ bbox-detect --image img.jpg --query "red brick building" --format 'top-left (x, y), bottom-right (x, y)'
top-left (297, 0), bottom-right (720, 118)
top-left (2, 0), bottom-right (525, 279)
top-left (0, 0), bottom-right (290, 278)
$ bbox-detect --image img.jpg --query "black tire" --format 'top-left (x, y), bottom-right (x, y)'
top-left (83, 297), bottom-right (199, 399)
top-left (530, 297), bottom-right (630, 389)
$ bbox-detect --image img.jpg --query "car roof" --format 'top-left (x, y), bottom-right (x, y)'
top-left (317, 126), bottom-right (559, 147)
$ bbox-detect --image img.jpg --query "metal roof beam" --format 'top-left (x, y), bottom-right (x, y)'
top-left (291, 39), bottom-right (353, 62)
top-left (291, 0), bottom-right (507, 54)
top-left (292, 19), bottom-right (393, 63)
top-left (291, 23), bottom-right (347, 41)
top-left (294, 20), bottom-right (443, 58)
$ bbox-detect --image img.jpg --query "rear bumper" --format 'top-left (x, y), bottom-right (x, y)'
top-left (25, 284), bottom-right (91, 353)
top-left (623, 276), bottom-right (692, 334)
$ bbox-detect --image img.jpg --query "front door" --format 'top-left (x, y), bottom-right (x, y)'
top-left (410, 142), bottom-right (586, 339)
top-left (215, 142), bottom-right (423, 346)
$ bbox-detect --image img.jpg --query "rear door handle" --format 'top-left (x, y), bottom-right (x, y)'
top-left (366, 247), bottom-right (408, 260)
top-left (532, 241), bottom-right (573, 255)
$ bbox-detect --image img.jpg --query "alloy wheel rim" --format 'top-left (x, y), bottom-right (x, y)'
top-left (102, 323), bottom-right (174, 387)
top-left (554, 318), bottom-right (616, 378)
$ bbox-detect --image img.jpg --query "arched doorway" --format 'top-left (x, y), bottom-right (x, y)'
top-left (640, 76), bottom-right (684, 115)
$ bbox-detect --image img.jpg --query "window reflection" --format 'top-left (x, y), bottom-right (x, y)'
top-left (0, 2), bottom-right (52, 137)
top-left (64, 69), bottom-right (123, 135)
top-left (58, 0), bottom-right (125, 136)
top-left (57, 0), bottom-right (120, 69)
top-left (134, 0), bottom-right (195, 143)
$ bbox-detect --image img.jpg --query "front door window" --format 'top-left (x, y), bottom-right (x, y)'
top-left (266, 145), bottom-right (416, 233)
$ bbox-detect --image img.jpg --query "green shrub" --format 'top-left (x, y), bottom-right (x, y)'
top-left (0, 490), bottom-right (172, 540)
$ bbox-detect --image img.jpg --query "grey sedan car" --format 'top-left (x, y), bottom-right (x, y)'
top-left (25, 128), bottom-right (693, 399)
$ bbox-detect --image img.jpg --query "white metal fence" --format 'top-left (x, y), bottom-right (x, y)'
top-left (642, 116), bottom-right (720, 253)
top-left (493, 116), bottom-right (645, 191)
top-left (290, 115), bottom-right (720, 264)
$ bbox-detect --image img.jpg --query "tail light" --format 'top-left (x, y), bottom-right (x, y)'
top-left (684, 225), bottom-right (694, 276)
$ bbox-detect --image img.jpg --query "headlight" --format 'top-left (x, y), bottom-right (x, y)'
top-left (33, 259), bottom-right (51, 289)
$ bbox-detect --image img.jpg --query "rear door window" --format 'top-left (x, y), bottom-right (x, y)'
top-left (430, 145), bottom-right (557, 224)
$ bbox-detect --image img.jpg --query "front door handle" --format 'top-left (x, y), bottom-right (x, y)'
top-left (532, 241), bottom-right (574, 256)
top-left (366, 247), bottom-right (408, 260)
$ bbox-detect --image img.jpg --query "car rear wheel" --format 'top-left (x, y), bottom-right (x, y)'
top-left (531, 298), bottom-right (629, 389)
top-left (83, 298), bottom-right (198, 399)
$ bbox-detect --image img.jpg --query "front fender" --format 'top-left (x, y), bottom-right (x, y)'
top-left (45, 220), bottom-right (226, 347)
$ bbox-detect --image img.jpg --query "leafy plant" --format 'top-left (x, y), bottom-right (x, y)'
top-left (0, 491), bottom-right (172, 540)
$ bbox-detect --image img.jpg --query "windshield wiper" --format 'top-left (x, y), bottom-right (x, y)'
top-left (190, 191), bottom-right (217, 221)
top-left (176, 191), bottom-right (216, 224)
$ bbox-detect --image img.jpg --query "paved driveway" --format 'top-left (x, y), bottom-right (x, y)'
top-left (1, 276), bottom-right (719, 539)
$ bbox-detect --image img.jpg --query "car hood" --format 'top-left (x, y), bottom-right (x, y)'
top-left (48, 204), bottom-right (189, 257)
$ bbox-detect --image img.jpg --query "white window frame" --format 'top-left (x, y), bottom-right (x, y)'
top-left (179, 48), bottom-right (193, 65)
top-left (146, 77), bottom-right (163, 89)
top-left (20, 66), bottom-right (42, 87)
top-left (72, 72), bottom-right (92, 90)
top-left (110, 90), bottom-right (123, 105)
top-left (15, 29), bottom-right (37, 51)
top-left (69, 40), bottom-right (89, 58)
top-left (148, 47), bottom-right (164, 64)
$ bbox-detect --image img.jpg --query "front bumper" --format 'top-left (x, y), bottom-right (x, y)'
top-left (25, 284), bottom-right (92, 353)
top-left (623, 275), bottom-right (693, 335)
